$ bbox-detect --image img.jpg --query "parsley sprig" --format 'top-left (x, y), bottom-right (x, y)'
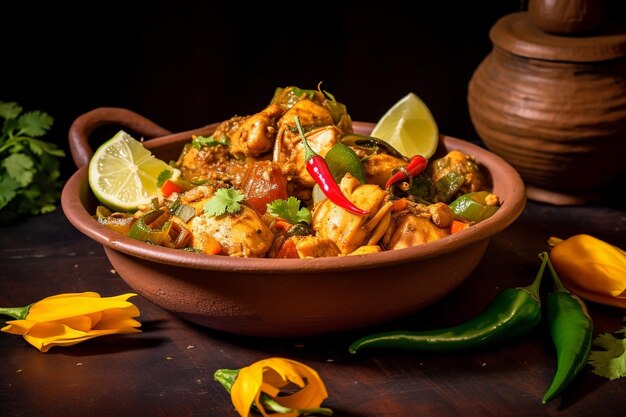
top-left (0, 101), bottom-right (65, 216)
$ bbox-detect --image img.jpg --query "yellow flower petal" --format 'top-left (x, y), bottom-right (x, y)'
top-left (230, 357), bottom-right (329, 417)
top-left (1, 319), bottom-right (35, 335)
top-left (27, 293), bottom-right (138, 322)
top-left (232, 365), bottom-right (264, 417)
top-left (1, 292), bottom-right (141, 352)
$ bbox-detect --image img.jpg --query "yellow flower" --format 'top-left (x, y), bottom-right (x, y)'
top-left (549, 234), bottom-right (626, 308)
top-left (214, 357), bottom-right (332, 417)
top-left (0, 292), bottom-right (141, 352)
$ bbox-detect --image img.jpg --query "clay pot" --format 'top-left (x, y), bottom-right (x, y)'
top-left (468, 12), bottom-right (626, 204)
top-left (62, 108), bottom-right (526, 338)
top-left (528, 0), bottom-right (603, 34)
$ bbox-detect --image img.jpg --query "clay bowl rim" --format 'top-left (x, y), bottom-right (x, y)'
top-left (61, 121), bottom-right (526, 274)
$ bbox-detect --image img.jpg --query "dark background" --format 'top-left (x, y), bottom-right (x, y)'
top-left (2, 0), bottom-right (625, 178)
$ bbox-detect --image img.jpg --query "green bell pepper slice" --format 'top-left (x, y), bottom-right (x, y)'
top-left (449, 191), bottom-right (499, 223)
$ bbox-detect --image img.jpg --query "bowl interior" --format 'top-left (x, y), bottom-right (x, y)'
top-left (62, 121), bottom-right (526, 274)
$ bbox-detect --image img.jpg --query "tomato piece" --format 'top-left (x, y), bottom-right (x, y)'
top-left (243, 161), bottom-right (289, 214)
top-left (161, 179), bottom-right (184, 197)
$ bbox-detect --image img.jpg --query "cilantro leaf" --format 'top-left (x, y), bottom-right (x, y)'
top-left (0, 102), bottom-right (64, 217)
top-left (0, 174), bottom-right (20, 209)
top-left (204, 188), bottom-right (244, 217)
top-left (588, 318), bottom-right (626, 380)
top-left (192, 134), bottom-right (230, 149)
top-left (3, 153), bottom-right (35, 187)
top-left (266, 196), bottom-right (311, 224)
top-left (156, 169), bottom-right (173, 187)
top-left (0, 101), bottom-right (23, 120)
top-left (17, 111), bottom-right (54, 137)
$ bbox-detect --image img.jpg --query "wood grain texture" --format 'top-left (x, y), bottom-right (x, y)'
top-left (1, 202), bottom-right (625, 417)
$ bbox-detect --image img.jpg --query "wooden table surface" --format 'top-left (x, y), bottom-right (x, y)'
top-left (1, 197), bottom-right (625, 417)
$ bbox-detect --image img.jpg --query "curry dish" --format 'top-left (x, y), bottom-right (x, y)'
top-left (96, 87), bottom-right (500, 258)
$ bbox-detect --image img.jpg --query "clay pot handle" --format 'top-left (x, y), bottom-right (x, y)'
top-left (69, 107), bottom-right (172, 169)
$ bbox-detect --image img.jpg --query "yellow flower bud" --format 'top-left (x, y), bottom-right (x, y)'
top-left (549, 234), bottom-right (626, 308)
top-left (1, 292), bottom-right (141, 352)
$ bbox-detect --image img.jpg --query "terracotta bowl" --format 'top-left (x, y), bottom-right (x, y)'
top-left (62, 108), bottom-right (526, 338)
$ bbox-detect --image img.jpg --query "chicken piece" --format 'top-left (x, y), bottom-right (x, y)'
top-left (312, 174), bottom-right (392, 255)
top-left (229, 104), bottom-right (283, 158)
top-left (428, 150), bottom-right (489, 196)
top-left (348, 245), bottom-right (382, 256)
top-left (292, 235), bottom-right (341, 258)
top-left (361, 153), bottom-right (407, 188)
top-left (273, 99), bottom-right (339, 194)
top-left (188, 204), bottom-right (274, 257)
top-left (382, 213), bottom-right (450, 250)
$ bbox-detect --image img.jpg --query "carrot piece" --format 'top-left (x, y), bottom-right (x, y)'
top-left (202, 235), bottom-right (222, 255)
top-left (391, 198), bottom-right (408, 212)
top-left (275, 238), bottom-right (299, 258)
top-left (451, 219), bottom-right (469, 234)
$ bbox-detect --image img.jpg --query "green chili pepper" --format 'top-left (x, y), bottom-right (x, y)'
top-left (541, 251), bottom-right (593, 405)
top-left (449, 191), bottom-right (499, 223)
top-left (325, 142), bottom-right (366, 183)
top-left (349, 254), bottom-right (547, 353)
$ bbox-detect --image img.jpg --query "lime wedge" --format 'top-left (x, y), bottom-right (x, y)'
top-left (370, 92), bottom-right (438, 159)
top-left (88, 131), bottom-right (173, 212)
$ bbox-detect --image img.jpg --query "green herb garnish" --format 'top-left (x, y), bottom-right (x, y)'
top-left (192, 134), bottom-right (230, 149)
top-left (0, 101), bottom-right (64, 216)
top-left (156, 169), bottom-right (173, 187)
top-left (266, 197), bottom-right (311, 225)
top-left (588, 317), bottom-right (626, 380)
top-left (204, 188), bottom-right (244, 217)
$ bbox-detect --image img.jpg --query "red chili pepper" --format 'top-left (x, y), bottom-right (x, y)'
top-left (294, 116), bottom-right (369, 216)
top-left (385, 155), bottom-right (428, 189)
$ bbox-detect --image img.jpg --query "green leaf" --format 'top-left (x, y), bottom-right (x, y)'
top-left (266, 196), bottom-right (311, 224)
top-left (0, 174), bottom-right (20, 209)
top-left (204, 188), bottom-right (244, 217)
top-left (17, 111), bottom-right (54, 137)
top-left (0, 101), bottom-right (23, 120)
top-left (27, 137), bottom-right (65, 157)
top-left (192, 134), bottom-right (229, 149)
top-left (588, 318), bottom-right (626, 380)
top-left (3, 153), bottom-right (35, 187)
top-left (156, 169), bottom-right (173, 187)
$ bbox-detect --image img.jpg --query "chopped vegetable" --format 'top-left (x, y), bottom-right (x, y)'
top-left (242, 161), bottom-right (289, 214)
top-left (161, 179), bottom-right (184, 197)
top-left (204, 188), bottom-right (244, 217)
top-left (449, 191), bottom-right (499, 223)
top-left (450, 219), bottom-right (470, 234)
top-left (325, 142), bottom-right (366, 184)
top-left (128, 210), bottom-right (172, 245)
top-left (266, 196), bottom-right (311, 224)
top-left (385, 155), bottom-right (428, 190)
top-left (0, 101), bottom-right (65, 215)
top-left (588, 317), bottom-right (626, 380)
